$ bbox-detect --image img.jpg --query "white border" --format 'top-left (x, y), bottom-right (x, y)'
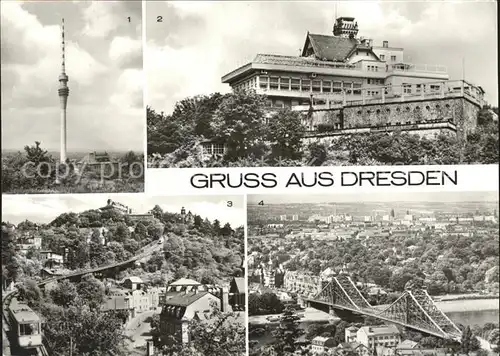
top-left (146, 164), bottom-right (499, 195)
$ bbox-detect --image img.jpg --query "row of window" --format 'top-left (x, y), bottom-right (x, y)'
top-left (379, 54), bottom-right (398, 61)
top-left (403, 83), bottom-right (442, 94)
top-left (258, 75), bottom-right (363, 94)
top-left (367, 79), bottom-right (384, 85)
top-left (234, 77), bottom-right (257, 92)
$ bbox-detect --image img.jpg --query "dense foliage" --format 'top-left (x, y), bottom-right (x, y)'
top-left (2, 205), bottom-right (244, 289)
top-left (2, 141), bottom-right (144, 193)
top-left (16, 277), bottom-right (129, 356)
top-left (147, 91), bottom-right (498, 167)
top-left (151, 303), bottom-right (245, 356)
top-left (250, 224), bottom-right (499, 296)
top-left (248, 292), bottom-right (285, 315)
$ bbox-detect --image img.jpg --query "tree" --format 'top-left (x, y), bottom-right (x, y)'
top-left (210, 91), bottom-right (268, 161)
top-left (24, 140), bottom-right (54, 175)
top-left (220, 222), bottom-right (233, 237)
top-left (50, 280), bottom-right (79, 308)
top-left (272, 306), bottom-right (304, 354)
top-left (460, 326), bottom-right (481, 355)
top-left (76, 275), bottom-right (105, 309)
top-left (17, 279), bottom-right (43, 308)
top-left (185, 305), bottom-right (245, 356)
top-left (1, 225), bottom-right (19, 287)
top-left (267, 109), bottom-right (305, 161)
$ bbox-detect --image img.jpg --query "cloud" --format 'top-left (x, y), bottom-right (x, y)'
top-left (81, 2), bottom-right (121, 38)
top-left (110, 69), bottom-right (144, 109)
top-left (109, 36), bottom-right (142, 69)
top-left (146, 1), bottom-right (498, 113)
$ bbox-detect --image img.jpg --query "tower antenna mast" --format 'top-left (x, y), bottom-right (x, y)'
top-left (58, 18), bottom-right (70, 163)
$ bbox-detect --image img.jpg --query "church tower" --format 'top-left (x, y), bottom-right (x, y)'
top-left (58, 18), bottom-right (70, 163)
top-left (333, 17), bottom-right (359, 38)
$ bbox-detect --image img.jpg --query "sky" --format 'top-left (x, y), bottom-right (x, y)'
top-left (146, 1), bottom-right (498, 114)
top-left (2, 194), bottom-right (245, 228)
top-left (1, 1), bottom-right (144, 152)
top-left (248, 191), bottom-right (499, 205)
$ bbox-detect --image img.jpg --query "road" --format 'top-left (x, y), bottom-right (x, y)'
top-left (124, 309), bottom-right (160, 352)
top-left (249, 307), bottom-right (331, 325)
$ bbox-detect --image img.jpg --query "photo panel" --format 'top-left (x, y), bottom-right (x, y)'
top-left (247, 191), bottom-right (499, 355)
top-left (2, 194), bottom-right (246, 355)
top-left (146, 1), bottom-right (498, 170)
top-left (1, 1), bottom-right (145, 194)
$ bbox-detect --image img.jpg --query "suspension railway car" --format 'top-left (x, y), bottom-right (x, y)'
top-left (8, 299), bottom-right (43, 349)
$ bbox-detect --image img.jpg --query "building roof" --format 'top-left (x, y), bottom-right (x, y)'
top-left (230, 277), bottom-right (246, 294)
top-left (313, 336), bottom-right (334, 343)
top-left (10, 300), bottom-right (40, 323)
top-left (359, 325), bottom-right (400, 336)
top-left (165, 291), bottom-right (209, 307)
top-left (302, 33), bottom-right (358, 61)
top-left (169, 278), bottom-right (201, 286)
top-left (397, 340), bottom-right (419, 349)
top-left (254, 53), bottom-right (357, 69)
top-left (123, 276), bottom-right (143, 284)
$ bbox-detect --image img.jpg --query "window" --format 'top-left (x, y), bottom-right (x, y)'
top-left (312, 80), bottom-right (321, 92)
top-left (430, 85), bottom-right (440, 92)
top-left (259, 76), bottom-right (269, 89)
top-left (391, 55), bottom-right (397, 61)
top-left (279, 77), bottom-right (290, 90)
top-left (291, 78), bottom-right (300, 91)
top-left (333, 81), bottom-right (342, 93)
top-left (301, 79), bottom-right (311, 92)
top-left (380, 54), bottom-right (385, 60)
top-left (403, 84), bottom-right (412, 94)
top-left (323, 80), bottom-right (332, 93)
top-left (353, 83), bottom-right (362, 95)
top-left (269, 77), bottom-right (279, 90)
top-left (20, 323), bottom-right (38, 336)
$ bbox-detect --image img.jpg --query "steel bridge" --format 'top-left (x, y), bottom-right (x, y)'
top-left (304, 275), bottom-right (462, 342)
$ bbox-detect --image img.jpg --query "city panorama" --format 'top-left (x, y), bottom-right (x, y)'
top-left (246, 191), bottom-right (499, 356)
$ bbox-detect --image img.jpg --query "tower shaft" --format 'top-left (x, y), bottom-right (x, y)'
top-left (58, 18), bottom-right (69, 163)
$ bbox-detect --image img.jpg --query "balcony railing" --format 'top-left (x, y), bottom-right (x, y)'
top-left (292, 80), bottom-right (485, 110)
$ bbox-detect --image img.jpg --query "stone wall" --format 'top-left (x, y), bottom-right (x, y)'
top-left (305, 96), bottom-right (480, 141)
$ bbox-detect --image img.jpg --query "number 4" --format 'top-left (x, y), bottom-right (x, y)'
top-left (258, 200), bottom-right (264, 206)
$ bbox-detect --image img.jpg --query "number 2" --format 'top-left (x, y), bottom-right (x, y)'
top-left (157, 16), bottom-right (163, 22)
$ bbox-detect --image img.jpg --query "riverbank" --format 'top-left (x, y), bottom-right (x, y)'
top-left (434, 293), bottom-right (499, 302)
top-left (249, 298), bottom-right (499, 326)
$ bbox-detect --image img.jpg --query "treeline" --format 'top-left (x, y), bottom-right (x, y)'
top-left (147, 91), bottom-right (498, 167)
top-left (248, 292), bottom-right (285, 316)
top-left (1, 141), bottom-right (144, 193)
top-left (250, 227), bottom-right (499, 295)
top-left (2, 205), bottom-right (244, 288)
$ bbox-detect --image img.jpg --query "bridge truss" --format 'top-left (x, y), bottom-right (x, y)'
top-left (311, 275), bottom-right (462, 341)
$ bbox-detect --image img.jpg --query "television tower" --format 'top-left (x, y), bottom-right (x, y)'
top-left (58, 18), bottom-right (69, 163)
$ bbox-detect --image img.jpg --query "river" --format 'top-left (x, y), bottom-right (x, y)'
top-left (250, 298), bottom-right (499, 345)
